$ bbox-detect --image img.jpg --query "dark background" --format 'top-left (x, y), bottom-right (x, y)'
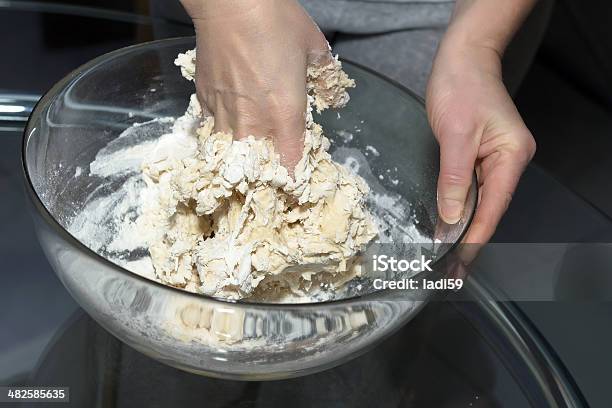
top-left (1, 1), bottom-right (612, 407)
top-left (515, 0), bottom-right (612, 218)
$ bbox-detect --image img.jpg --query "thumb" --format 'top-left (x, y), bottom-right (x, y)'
top-left (436, 124), bottom-right (479, 224)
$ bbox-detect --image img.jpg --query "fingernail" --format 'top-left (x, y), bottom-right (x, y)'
top-left (439, 198), bottom-right (463, 224)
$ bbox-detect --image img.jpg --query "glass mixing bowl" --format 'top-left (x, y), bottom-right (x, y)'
top-left (22, 37), bottom-right (477, 379)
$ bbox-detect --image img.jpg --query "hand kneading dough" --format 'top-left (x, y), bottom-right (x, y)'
top-left (140, 50), bottom-right (378, 300)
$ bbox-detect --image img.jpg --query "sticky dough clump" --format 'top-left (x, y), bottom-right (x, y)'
top-left (140, 49), bottom-right (378, 300)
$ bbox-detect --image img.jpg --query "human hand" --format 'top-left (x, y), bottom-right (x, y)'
top-left (426, 41), bottom-right (536, 246)
top-left (180, 0), bottom-right (331, 171)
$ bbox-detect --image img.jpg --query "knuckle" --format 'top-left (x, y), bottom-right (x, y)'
top-left (268, 94), bottom-right (306, 119)
top-left (502, 131), bottom-right (537, 164)
top-left (440, 168), bottom-right (471, 187)
top-left (506, 131), bottom-right (536, 163)
top-left (525, 136), bottom-right (537, 160)
top-left (441, 119), bottom-right (473, 139)
top-left (430, 104), bottom-right (475, 142)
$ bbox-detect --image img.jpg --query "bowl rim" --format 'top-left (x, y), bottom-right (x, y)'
top-left (21, 36), bottom-right (477, 308)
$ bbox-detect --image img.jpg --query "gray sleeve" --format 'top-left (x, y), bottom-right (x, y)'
top-left (148, 0), bottom-right (454, 34)
top-left (300, 0), bottom-right (454, 34)
top-left (331, 0), bottom-right (555, 97)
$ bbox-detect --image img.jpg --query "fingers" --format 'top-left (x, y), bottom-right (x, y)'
top-left (270, 95), bottom-right (307, 173)
top-left (190, 0), bottom-right (329, 177)
top-left (436, 122), bottom-right (480, 224)
top-left (292, 0), bottom-right (332, 65)
top-left (463, 153), bottom-right (526, 244)
top-left (307, 32), bottom-right (333, 67)
top-left (199, 78), bottom-right (308, 174)
top-left (275, 127), bottom-right (305, 172)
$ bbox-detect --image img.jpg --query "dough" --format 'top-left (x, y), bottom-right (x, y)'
top-left (140, 50), bottom-right (378, 300)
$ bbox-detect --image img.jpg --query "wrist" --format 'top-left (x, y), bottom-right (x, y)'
top-left (443, 19), bottom-right (506, 59)
top-left (434, 30), bottom-right (503, 81)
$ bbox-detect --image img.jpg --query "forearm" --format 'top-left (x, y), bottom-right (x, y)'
top-left (444, 0), bottom-right (537, 56)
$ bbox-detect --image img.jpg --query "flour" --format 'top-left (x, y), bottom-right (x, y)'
top-left (365, 145), bottom-right (380, 157)
top-left (131, 51), bottom-right (382, 301)
top-left (68, 51), bottom-right (432, 304)
top-left (68, 117), bottom-right (430, 302)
